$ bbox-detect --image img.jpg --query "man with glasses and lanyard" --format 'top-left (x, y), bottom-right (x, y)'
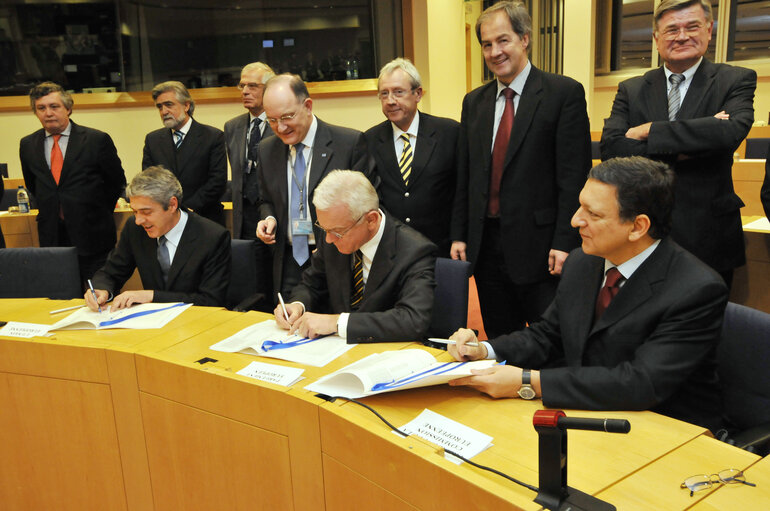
top-left (275, 170), bottom-right (436, 344)
top-left (256, 74), bottom-right (375, 302)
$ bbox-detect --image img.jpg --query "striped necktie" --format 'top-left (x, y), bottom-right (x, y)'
top-left (174, 130), bottom-right (184, 149)
top-left (668, 73), bottom-right (685, 121)
top-left (350, 250), bottom-right (364, 310)
top-left (398, 133), bottom-right (412, 186)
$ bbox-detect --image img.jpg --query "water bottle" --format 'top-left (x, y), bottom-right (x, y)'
top-left (17, 186), bottom-right (30, 214)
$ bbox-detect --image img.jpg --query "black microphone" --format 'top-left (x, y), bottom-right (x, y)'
top-left (557, 416), bottom-right (630, 434)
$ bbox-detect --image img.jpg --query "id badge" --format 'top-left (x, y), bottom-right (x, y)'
top-left (292, 219), bottom-right (313, 235)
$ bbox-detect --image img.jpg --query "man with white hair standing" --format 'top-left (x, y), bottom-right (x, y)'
top-left (276, 170), bottom-right (436, 343)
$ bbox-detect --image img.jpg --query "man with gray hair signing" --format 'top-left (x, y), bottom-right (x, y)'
top-left (86, 166), bottom-right (231, 311)
top-left (276, 170), bottom-right (436, 343)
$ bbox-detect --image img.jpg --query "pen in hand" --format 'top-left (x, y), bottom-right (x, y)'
top-left (87, 279), bottom-right (102, 313)
top-left (277, 292), bottom-right (290, 323)
top-left (428, 337), bottom-right (480, 347)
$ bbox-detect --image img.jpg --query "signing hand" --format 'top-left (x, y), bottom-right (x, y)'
top-left (447, 328), bottom-right (488, 361)
top-left (111, 290), bottom-right (154, 310)
top-left (84, 288), bottom-right (109, 312)
top-left (274, 302), bottom-right (304, 329)
top-left (289, 312), bottom-right (339, 339)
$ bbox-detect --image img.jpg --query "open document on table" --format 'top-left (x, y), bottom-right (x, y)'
top-left (305, 349), bottom-right (497, 398)
top-left (49, 302), bottom-right (191, 330)
top-left (209, 319), bottom-right (355, 367)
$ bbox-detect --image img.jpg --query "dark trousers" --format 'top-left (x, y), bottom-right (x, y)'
top-left (240, 199), bottom-right (274, 312)
top-left (474, 218), bottom-right (558, 340)
top-left (280, 246), bottom-right (312, 300)
top-left (55, 218), bottom-right (109, 291)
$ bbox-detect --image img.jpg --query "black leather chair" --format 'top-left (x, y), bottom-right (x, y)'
top-left (0, 247), bottom-right (81, 299)
top-left (226, 239), bottom-right (259, 310)
top-left (590, 140), bottom-right (601, 160)
top-left (428, 257), bottom-right (471, 339)
top-left (744, 137), bottom-right (770, 159)
top-left (717, 302), bottom-right (770, 455)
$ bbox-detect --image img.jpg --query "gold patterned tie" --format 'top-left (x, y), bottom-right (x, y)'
top-left (351, 250), bottom-right (364, 310)
top-left (398, 133), bottom-right (412, 186)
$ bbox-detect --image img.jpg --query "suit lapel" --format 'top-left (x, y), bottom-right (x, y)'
top-left (678, 59), bottom-right (714, 120)
top-left (60, 122), bottom-right (85, 186)
top-left (644, 68), bottom-right (670, 122)
top-left (476, 83), bottom-right (497, 176)
top-left (504, 67), bottom-right (542, 169)
top-left (563, 255), bottom-right (604, 355)
top-left (141, 229), bottom-right (166, 288)
top-left (176, 119), bottom-right (201, 176)
top-left (31, 130), bottom-right (56, 187)
top-left (374, 122), bottom-right (403, 188)
top-left (166, 213), bottom-right (199, 287)
top-left (410, 113), bottom-right (437, 187)
top-left (364, 215), bottom-right (395, 297)
top-left (231, 114), bottom-right (248, 169)
top-left (308, 119), bottom-right (333, 193)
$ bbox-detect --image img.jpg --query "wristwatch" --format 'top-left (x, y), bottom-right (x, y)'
top-left (518, 369), bottom-right (536, 400)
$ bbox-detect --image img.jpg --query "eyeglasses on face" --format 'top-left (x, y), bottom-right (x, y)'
top-left (266, 111), bottom-right (299, 125)
top-left (378, 88), bottom-right (415, 100)
top-left (237, 82), bottom-right (265, 91)
top-left (314, 212), bottom-right (368, 239)
top-left (659, 23), bottom-right (706, 40)
top-left (680, 469), bottom-right (755, 497)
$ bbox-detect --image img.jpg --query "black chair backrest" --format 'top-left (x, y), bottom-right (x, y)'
top-left (429, 257), bottom-right (471, 338)
top-left (745, 137), bottom-right (770, 159)
top-left (227, 239), bottom-right (258, 309)
top-left (0, 247), bottom-right (81, 299)
top-left (719, 302), bottom-right (770, 430)
top-left (590, 140), bottom-right (601, 160)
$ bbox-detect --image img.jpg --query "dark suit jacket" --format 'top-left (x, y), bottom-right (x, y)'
top-left (224, 113), bottom-right (274, 238)
top-left (762, 150), bottom-right (770, 220)
top-left (257, 117), bottom-right (375, 296)
top-left (451, 66), bottom-right (591, 283)
top-left (289, 213), bottom-right (436, 343)
top-left (365, 112), bottom-right (459, 255)
top-left (0, 177), bottom-right (5, 248)
top-left (142, 118), bottom-right (227, 223)
top-left (92, 211), bottom-right (231, 306)
top-left (601, 60), bottom-right (756, 272)
top-left (489, 239), bottom-right (727, 432)
top-left (19, 121), bottom-right (125, 255)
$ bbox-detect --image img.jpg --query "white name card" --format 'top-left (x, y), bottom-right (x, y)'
top-left (0, 322), bottom-right (52, 339)
top-left (399, 408), bottom-right (493, 465)
top-left (236, 361), bottom-right (304, 387)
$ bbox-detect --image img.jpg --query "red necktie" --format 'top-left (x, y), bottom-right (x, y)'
top-left (51, 134), bottom-right (63, 185)
top-left (488, 88), bottom-right (515, 217)
top-left (595, 267), bottom-right (623, 321)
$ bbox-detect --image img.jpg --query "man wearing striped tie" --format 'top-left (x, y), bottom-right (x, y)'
top-left (601, 0), bottom-right (756, 289)
top-left (274, 170), bottom-right (436, 343)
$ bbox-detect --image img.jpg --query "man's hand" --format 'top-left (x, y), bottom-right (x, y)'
top-left (289, 312), bottom-right (339, 339)
top-left (714, 110), bottom-right (730, 120)
top-left (548, 249), bottom-right (569, 276)
top-left (450, 241), bottom-right (467, 261)
top-left (111, 290), bottom-right (154, 310)
top-left (625, 122), bottom-right (652, 141)
top-left (84, 288), bottom-right (109, 312)
top-left (257, 217), bottom-right (277, 244)
top-left (447, 328), bottom-right (488, 361)
top-left (448, 365), bottom-right (523, 398)
top-left (274, 302), bottom-right (304, 329)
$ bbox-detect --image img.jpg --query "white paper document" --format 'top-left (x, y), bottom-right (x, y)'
top-left (236, 361), bottom-right (305, 387)
top-left (399, 409), bottom-right (494, 465)
top-left (304, 349), bottom-right (497, 398)
top-left (49, 302), bottom-right (191, 330)
top-left (744, 216), bottom-right (770, 232)
top-left (209, 319), bottom-right (354, 367)
top-left (0, 322), bottom-right (52, 338)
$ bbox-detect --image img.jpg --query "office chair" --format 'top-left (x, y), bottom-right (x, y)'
top-left (428, 257), bottom-right (472, 339)
top-left (226, 239), bottom-right (264, 311)
top-left (590, 140), bottom-right (601, 160)
top-left (744, 137), bottom-right (770, 159)
top-left (0, 247), bottom-right (81, 299)
top-left (717, 302), bottom-right (770, 455)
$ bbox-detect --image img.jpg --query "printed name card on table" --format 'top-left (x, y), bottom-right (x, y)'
top-left (398, 409), bottom-right (494, 465)
top-left (0, 322), bottom-right (52, 338)
top-left (236, 361), bottom-right (305, 387)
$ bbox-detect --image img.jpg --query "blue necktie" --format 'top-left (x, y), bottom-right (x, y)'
top-left (291, 143), bottom-right (309, 266)
top-left (173, 131), bottom-right (184, 149)
top-left (157, 235), bottom-right (171, 284)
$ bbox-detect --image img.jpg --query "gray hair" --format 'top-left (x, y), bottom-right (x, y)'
top-left (264, 73), bottom-right (309, 103)
top-left (476, 1), bottom-right (531, 44)
top-left (241, 62), bottom-right (275, 83)
top-left (151, 81), bottom-right (195, 116)
top-left (654, 0), bottom-right (713, 30)
top-left (378, 58), bottom-right (421, 89)
top-left (127, 166), bottom-right (183, 209)
top-left (29, 82), bottom-right (73, 112)
top-left (313, 170), bottom-right (378, 219)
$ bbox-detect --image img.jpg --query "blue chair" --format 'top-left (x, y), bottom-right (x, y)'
top-left (428, 257), bottom-right (471, 339)
top-left (0, 247), bottom-right (81, 299)
top-left (717, 302), bottom-right (770, 455)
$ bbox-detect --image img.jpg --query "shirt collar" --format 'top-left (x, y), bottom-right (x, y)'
top-left (250, 111), bottom-right (267, 123)
top-left (604, 239), bottom-right (661, 281)
top-left (391, 110), bottom-right (420, 141)
top-left (358, 209), bottom-right (386, 264)
top-left (161, 210), bottom-right (188, 247)
top-left (497, 60), bottom-right (531, 98)
top-left (664, 57), bottom-right (702, 82)
top-left (299, 115), bottom-right (318, 150)
top-left (47, 121), bottom-right (72, 138)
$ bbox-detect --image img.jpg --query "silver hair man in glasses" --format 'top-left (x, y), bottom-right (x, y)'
top-left (256, 74), bottom-right (376, 303)
top-left (601, 0), bottom-right (756, 289)
top-left (275, 170), bottom-right (436, 343)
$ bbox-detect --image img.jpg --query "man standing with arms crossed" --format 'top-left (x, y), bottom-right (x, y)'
top-left (451, 1), bottom-right (591, 338)
top-left (601, 0), bottom-right (756, 288)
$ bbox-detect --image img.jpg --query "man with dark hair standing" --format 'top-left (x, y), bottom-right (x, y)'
top-left (87, 166), bottom-right (231, 310)
top-left (601, 0), bottom-right (756, 288)
top-left (256, 73), bottom-right (374, 300)
top-left (225, 62), bottom-right (276, 309)
top-left (451, 1), bottom-right (591, 339)
top-left (449, 156), bottom-right (727, 433)
top-left (143, 81), bottom-right (227, 226)
top-left (365, 58), bottom-right (459, 255)
top-left (19, 81), bottom-right (126, 284)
